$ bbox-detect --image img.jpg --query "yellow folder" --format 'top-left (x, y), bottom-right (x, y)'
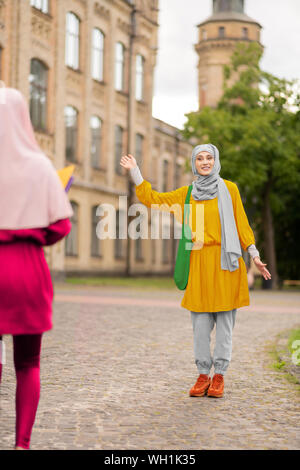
top-left (57, 165), bottom-right (75, 192)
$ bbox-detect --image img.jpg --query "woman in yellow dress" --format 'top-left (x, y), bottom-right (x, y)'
top-left (120, 144), bottom-right (271, 398)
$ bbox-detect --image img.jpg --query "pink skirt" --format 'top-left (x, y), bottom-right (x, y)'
top-left (0, 241), bottom-right (53, 335)
top-left (0, 218), bottom-right (71, 335)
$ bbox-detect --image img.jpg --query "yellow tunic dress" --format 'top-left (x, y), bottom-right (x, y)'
top-left (135, 179), bottom-right (256, 313)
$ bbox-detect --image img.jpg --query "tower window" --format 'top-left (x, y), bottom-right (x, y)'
top-left (242, 27), bottom-right (248, 39)
top-left (218, 26), bottom-right (225, 38)
top-left (202, 29), bottom-right (207, 40)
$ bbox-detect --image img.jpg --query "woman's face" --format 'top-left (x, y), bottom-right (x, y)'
top-left (195, 151), bottom-right (215, 175)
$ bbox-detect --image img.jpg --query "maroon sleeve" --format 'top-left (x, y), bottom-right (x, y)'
top-left (43, 218), bottom-right (72, 246)
top-left (0, 219), bottom-right (71, 245)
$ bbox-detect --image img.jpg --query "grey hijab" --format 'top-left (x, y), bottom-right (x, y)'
top-left (191, 144), bottom-right (242, 272)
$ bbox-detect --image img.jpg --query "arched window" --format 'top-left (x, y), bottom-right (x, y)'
top-left (115, 42), bottom-right (125, 91)
top-left (91, 28), bottom-right (104, 81)
top-left (91, 205), bottom-right (101, 257)
top-left (30, 0), bottom-right (49, 14)
top-left (64, 106), bottom-right (78, 162)
top-left (90, 116), bottom-right (102, 168)
top-left (135, 54), bottom-right (145, 101)
top-left (242, 27), bottom-right (248, 39)
top-left (65, 201), bottom-right (79, 256)
top-left (65, 12), bottom-right (80, 70)
top-left (29, 59), bottom-right (48, 131)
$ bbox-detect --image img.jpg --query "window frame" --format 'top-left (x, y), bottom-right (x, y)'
top-left (64, 105), bottom-right (79, 163)
top-left (115, 42), bottom-right (125, 92)
top-left (29, 58), bottom-right (48, 132)
top-left (65, 12), bottom-right (80, 70)
top-left (115, 125), bottom-right (124, 175)
top-left (135, 53), bottom-right (145, 101)
top-left (91, 28), bottom-right (105, 82)
top-left (65, 201), bottom-right (79, 256)
top-left (90, 115), bottom-right (102, 169)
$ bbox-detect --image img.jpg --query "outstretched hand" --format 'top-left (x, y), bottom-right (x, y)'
top-left (120, 154), bottom-right (137, 170)
top-left (253, 257), bottom-right (272, 281)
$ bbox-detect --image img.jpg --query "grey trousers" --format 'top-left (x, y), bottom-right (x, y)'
top-left (190, 309), bottom-right (237, 376)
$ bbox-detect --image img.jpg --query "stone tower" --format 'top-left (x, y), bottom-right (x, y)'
top-left (195, 0), bottom-right (262, 109)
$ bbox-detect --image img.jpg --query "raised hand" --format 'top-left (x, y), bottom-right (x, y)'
top-left (253, 257), bottom-right (272, 281)
top-left (120, 154), bottom-right (137, 170)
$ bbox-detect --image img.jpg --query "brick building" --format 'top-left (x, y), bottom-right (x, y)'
top-left (0, 0), bottom-right (193, 277)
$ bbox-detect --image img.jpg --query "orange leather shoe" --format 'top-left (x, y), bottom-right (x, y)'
top-left (189, 374), bottom-right (211, 397)
top-left (207, 373), bottom-right (224, 398)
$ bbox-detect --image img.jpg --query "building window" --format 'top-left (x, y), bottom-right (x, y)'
top-left (65, 12), bottom-right (80, 70)
top-left (218, 26), bottom-right (225, 38)
top-left (202, 29), bottom-right (207, 40)
top-left (91, 28), bottom-right (104, 81)
top-left (91, 205), bottom-right (101, 257)
top-left (115, 42), bottom-right (125, 91)
top-left (65, 106), bottom-right (78, 162)
top-left (242, 27), bottom-right (248, 39)
top-left (135, 54), bottom-right (145, 101)
top-left (30, 0), bottom-right (49, 14)
top-left (135, 133), bottom-right (144, 168)
top-left (29, 59), bottom-right (48, 131)
top-left (65, 201), bottom-right (78, 256)
top-left (115, 210), bottom-right (126, 259)
top-left (115, 125), bottom-right (123, 175)
top-left (90, 116), bottom-right (102, 168)
top-left (163, 160), bottom-right (169, 192)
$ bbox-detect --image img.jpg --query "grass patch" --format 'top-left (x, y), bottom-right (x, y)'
top-left (65, 276), bottom-right (176, 290)
top-left (273, 360), bottom-right (286, 370)
top-left (267, 330), bottom-right (300, 391)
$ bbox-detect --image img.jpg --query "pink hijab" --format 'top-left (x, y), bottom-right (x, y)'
top-left (0, 87), bottom-right (73, 229)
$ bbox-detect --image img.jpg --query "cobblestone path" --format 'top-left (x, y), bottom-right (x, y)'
top-left (0, 288), bottom-right (299, 450)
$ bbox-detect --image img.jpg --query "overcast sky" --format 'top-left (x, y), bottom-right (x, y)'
top-left (152, 0), bottom-right (300, 129)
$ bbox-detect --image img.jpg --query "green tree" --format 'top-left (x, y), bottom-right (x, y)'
top-left (182, 43), bottom-right (300, 289)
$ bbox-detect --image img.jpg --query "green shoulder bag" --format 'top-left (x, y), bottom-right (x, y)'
top-left (174, 185), bottom-right (193, 290)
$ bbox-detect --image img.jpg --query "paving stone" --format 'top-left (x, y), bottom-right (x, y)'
top-left (0, 288), bottom-right (299, 450)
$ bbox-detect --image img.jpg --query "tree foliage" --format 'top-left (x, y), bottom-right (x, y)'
top-left (182, 42), bottom-right (300, 283)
